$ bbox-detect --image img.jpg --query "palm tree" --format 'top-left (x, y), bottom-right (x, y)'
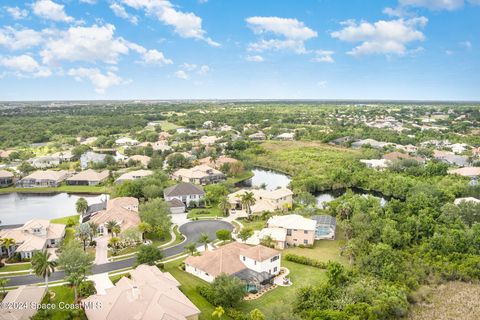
top-left (239, 192), bottom-right (256, 219)
top-left (76, 223), bottom-right (92, 252)
top-left (0, 278), bottom-right (9, 294)
top-left (184, 242), bottom-right (197, 255)
top-left (31, 250), bottom-right (56, 291)
top-left (198, 233), bottom-right (211, 251)
top-left (212, 306), bottom-right (225, 319)
top-left (109, 237), bottom-right (120, 255)
top-left (112, 225), bottom-right (121, 237)
top-left (218, 196), bottom-right (231, 217)
top-left (67, 272), bottom-right (83, 303)
top-left (260, 235), bottom-right (275, 248)
top-left (1, 238), bottom-right (15, 258)
top-left (138, 222), bottom-right (152, 241)
top-left (88, 222), bottom-right (99, 241)
top-left (75, 198), bottom-right (88, 215)
top-left (105, 220), bottom-right (119, 238)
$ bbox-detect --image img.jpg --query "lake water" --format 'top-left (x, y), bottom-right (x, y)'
top-left (0, 193), bottom-right (108, 226)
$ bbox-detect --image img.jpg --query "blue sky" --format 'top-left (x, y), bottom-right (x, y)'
top-left (0, 0), bottom-right (479, 101)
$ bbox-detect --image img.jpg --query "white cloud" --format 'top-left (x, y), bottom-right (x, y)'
top-left (32, 0), bottom-right (74, 23)
top-left (110, 2), bottom-right (138, 24)
top-left (177, 63), bottom-right (209, 75)
top-left (0, 54), bottom-right (51, 77)
top-left (246, 55), bottom-right (264, 62)
top-left (331, 17), bottom-right (427, 56)
top-left (0, 27), bottom-right (43, 50)
top-left (460, 40), bottom-right (472, 49)
top-left (5, 6), bottom-right (28, 20)
top-left (399, 0), bottom-right (464, 10)
top-left (80, 0), bottom-right (97, 4)
top-left (198, 65), bottom-right (209, 75)
top-left (140, 49), bottom-right (173, 65)
top-left (40, 24), bottom-right (130, 65)
top-left (312, 50), bottom-right (334, 63)
top-left (174, 70), bottom-right (189, 79)
top-left (68, 67), bottom-right (123, 93)
top-left (246, 16), bottom-right (317, 54)
top-left (316, 81), bottom-right (327, 88)
top-left (120, 0), bottom-right (219, 46)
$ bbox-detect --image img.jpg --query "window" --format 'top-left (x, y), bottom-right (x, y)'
top-left (242, 256), bottom-right (246, 261)
top-left (274, 267), bottom-right (278, 273)
top-left (304, 240), bottom-right (308, 245)
top-left (287, 229), bottom-right (292, 236)
top-left (270, 255), bottom-right (279, 262)
top-left (254, 261), bottom-right (256, 265)
top-left (304, 230), bottom-right (308, 234)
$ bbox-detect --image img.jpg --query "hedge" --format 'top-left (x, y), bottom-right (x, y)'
top-left (284, 253), bottom-right (328, 269)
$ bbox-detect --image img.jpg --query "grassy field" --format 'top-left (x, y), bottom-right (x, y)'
top-left (283, 229), bottom-right (349, 266)
top-left (0, 185), bottom-right (109, 194)
top-left (51, 215), bottom-right (79, 225)
top-left (237, 218), bottom-right (267, 231)
top-left (157, 120), bottom-right (181, 131)
top-left (409, 282), bottom-right (480, 320)
top-left (36, 285), bottom-right (87, 320)
top-left (187, 207), bottom-right (223, 219)
top-left (0, 263), bottom-right (31, 272)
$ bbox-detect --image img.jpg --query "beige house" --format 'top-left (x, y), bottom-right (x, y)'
top-left (115, 169), bottom-right (153, 183)
top-left (138, 141), bottom-right (172, 152)
top-left (129, 155), bottom-right (151, 167)
top-left (16, 170), bottom-right (72, 188)
top-left (0, 170), bottom-right (14, 186)
top-left (66, 169), bottom-right (109, 186)
top-left (448, 167), bottom-right (480, 177)
top-left (84, 265), bottom-right (200, 320)
top-left (228, 188), bottom-right (294, 215)
top-left (0, 286), bottom-right (46, 320)
top-left (171, 165), bottom-right (226, 185)
top-left (89, 197), bottom-right (140, 234)
top-left (0, 219), bottom-right (65, 259)
top-left (246, 227), bottom-right (288, 249)
top-left (198, 155), bottom-right (238, 170)
top-left (185, 242), bottom-right (281, 285)
top-left (267, 214), bottom-right (317, 246)
top-left (199, 136), bottom-right (220, 146)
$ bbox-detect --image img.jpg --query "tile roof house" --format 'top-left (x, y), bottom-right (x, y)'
top-left (171, 165), bottom-right (226, 185)
top-left (267, 214), bottom-right (317, 246)
top-left (434, 150), bottom-right (470, 167)
top-left (275, 132), bottom-right (295, 141)
top-left (245, 227), bottom-right (288, 249)
top-left (198, 155), bottom-right (238, 170)
top-left (115, 137), bottom-right (139, 146)
top-left (129, 155), bottom-right (151, 167)
top-left (448, 167), bottom-right (480, 177)
top-left (115, 169), bottom-right (153, 183)
top-left (0, 219), bottom-right (65, 259)
top-left (248, 132), bottom-right (266, 140)
top-left (351, 139), bottom-right (392, 149)
top-left (28, 156), bottom-right (61, 169)
top-left (89, 197), bottom-right (140, 234)
top-left (66, 169), bottom-right (109, 186)
top-left (228, 188), bottom-right (294, 215)
top-left (199, 136), bottom-right (220, 146)
top-left (0, 286), bottom-right (46, 320)
top-left (360, 159), bottom-right (389, 170)
top-left (167, 198), bottom-right (187, 214)
top-left (16, 170), bottom-right (72, 188)
top-left (164, 182), bottom-right (205, 206)
top-left (84, 265), bottom-right (200, 320)
top-left (185, 242), bottom-right (281, 285)
top-left (0, 170), bottom-right (14, 186)
top-left (138, 141), bottom-right (172, 152)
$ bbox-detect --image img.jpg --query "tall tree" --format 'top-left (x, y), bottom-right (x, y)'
top-left (76, 223), bottom-right (93, 252)
top-left (138, 222), bottom-right (152, 241)
top-left (31, 250), bottom-right (56, 291)
top-left (239, 192), bottom-right (256, 218)
top-left (139, 198), bottom-right (172, 237)
top-left (184, 242), bottom-right (198, 255)
top-left (75, 197), bottom-right (88, 216)
top-left (218, 196), bottom-right (231, 217)
top-left (199, 233), bottom-right (211, 251)
top-left (105, 220), bottom-right (119, 238)
top-left (136, 244), bottom-right (163, 266)
top-left (238, 228), bottom-right (254, 243)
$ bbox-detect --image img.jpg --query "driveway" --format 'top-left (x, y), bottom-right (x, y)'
top-left (89, 273), bottom-right (114, 295)
top-left (6, 220), bottom-right (233, 286)
top-left (94, 235), bottom-right (109, 265)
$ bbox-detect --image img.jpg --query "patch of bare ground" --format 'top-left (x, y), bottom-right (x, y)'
top-left (409, 282), bottom-right (480, 320)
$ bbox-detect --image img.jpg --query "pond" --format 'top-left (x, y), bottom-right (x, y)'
top-left (316, 188), bottom-right (389, 209)
top-left (0, 193), bottom-right (109, 226)
top-left (239, 167), bottom-right (292, 191)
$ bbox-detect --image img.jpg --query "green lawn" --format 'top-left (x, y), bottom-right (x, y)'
top-left (283, 229), bottom-right (348, 266)
top-left (157, 120), bottom-right (181, 131)
top-left (35, 285), bottom-right (87, 320)
top-left (0, 263), bottom-right (31, 272)
top-left (188, 207), bottom-right (223, 219)
top-left (108, 232), bottom-right (172, 258)
top-left (225, 170), bottom-right (254, 185)
top-left (237, 218), bottom-right (267, 231)
top-left (0, 185), bottom-right (109, 194)
top-left (63, 227), bottom-right (76, 246)
top-left (51, 215), bottom-right (79, 226)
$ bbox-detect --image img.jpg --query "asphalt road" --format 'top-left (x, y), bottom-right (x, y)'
top-left (5, 220), bottom-right (233, 286)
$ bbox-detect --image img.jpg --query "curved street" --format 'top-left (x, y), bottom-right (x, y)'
top-left (5, 220), bottom-right (233, 287)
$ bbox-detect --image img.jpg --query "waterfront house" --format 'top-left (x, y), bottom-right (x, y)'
top-left (0, 170), bottom-right (14, 186)
top-left (89, 197), bottom-right (140, 234)
top-left (16, 170), bottom-right (71, 188)
top-left (0, 219), bottom-right (65, 259)
top-left (267, 214), bottom-right (317, 246)
top-left (198, 155), bottom-right (238, 170)
top-left (171, 165), bottom-right (226, 185)
top-left (84, 264), bottom-right (200, 320)
top-left (228, 188), bottom-right (294, 215)
top-left (28, 156), bottom-right (61, 169)
top-left (80, 152), bottom-right (107, 169)
top-left (66, 169), bottom-right (109, 186)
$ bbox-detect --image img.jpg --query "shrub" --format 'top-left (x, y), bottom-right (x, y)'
top-left (79, 280), bottom-right (97, 298)
top-left (284, 253), bottom-right (327, 269)
top-left (225, 308), bottom-right (249, 320)
top-left (197, 285), bottom-right (214, 302)
top-left (89, 240), bottom-right (97, 247)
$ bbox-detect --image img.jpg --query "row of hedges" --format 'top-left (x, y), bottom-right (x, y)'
top-left (284, 253), bottom-right (328, 269)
